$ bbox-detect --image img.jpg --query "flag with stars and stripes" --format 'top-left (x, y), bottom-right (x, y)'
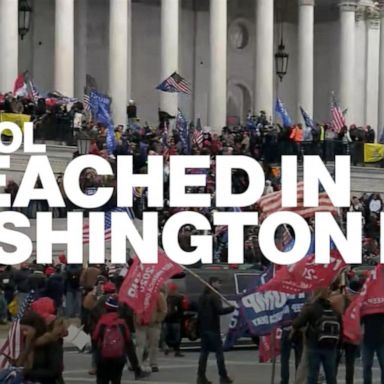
top-left (82, 207), bottom-right (135, 244)
top-left (156, 72), bottom-right (192, 95)
top-left (83, 92), bottom-right (90, 112)
top-left (192, 117), bottom-right (203, 148)
top-left (28, 81), bottom-right (40, 103)
top-left (330, 92), bottom-right (345, 133)
top-left (0, 292), bottom-right (35, 369)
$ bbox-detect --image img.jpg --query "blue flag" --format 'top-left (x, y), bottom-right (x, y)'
top-left (275, 98), bottom-right (293, 127)
top-left (299, 106), bottom-right (314, 130)
top-left (89, 91), bottom-right (115, 154)
top-left (224, 265), bottom-right (274, 350)
top-left (176, 109), bottom-right (189, 154)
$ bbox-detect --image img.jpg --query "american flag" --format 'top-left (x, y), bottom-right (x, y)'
top-left (0, 292), bottom-right (34, 369)
top-left (257, 181), bottom-right (337, 221)
top-left (330, 92), bottom-right (345, 133)
top-left (192, 117), bottom-right (203, 148)
top-left (29, 81), bottom-right (40, 103)
top-left (83, 93), bottom-right (90, 112)
top-left (156, 72), bottom-right (192, 95)
top-left (82, 207), bottom-right (135, 244)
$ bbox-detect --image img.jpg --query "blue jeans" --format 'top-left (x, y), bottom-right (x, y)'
top-left (280, 329), bottom-right (302, 384)
top-left (307, 347), bottom-right (337, 384)
top-left (66, 289), bottom-right (81, 318)
top-left (362, 342), bottom-right (384, 384)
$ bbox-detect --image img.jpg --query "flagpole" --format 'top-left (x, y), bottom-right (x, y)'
top-left (182, 266), bottom-right (232, 306)
top-left (270, 329), bottom-right (277, 384)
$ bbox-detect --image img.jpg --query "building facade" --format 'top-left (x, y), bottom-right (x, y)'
top-left (1, 0), bottom-right (383, 134)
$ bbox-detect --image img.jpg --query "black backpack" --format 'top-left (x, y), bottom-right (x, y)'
top-left (313, 307), bottom-right (341, 346)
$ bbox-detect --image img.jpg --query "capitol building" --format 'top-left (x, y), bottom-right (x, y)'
top-left (0, 0), bottom-right (383, 134)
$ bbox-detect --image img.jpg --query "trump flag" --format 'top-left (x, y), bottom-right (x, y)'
top-left (119, 250), bottom-right (183, 323)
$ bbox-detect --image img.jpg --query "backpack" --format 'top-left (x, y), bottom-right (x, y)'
top-left (314, 307), bottom-right (341, 346)
top-left (99, 321), bottom-right (126, 360)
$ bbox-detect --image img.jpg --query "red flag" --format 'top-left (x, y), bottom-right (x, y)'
top-left (343, 264), bottom-right (384, 344)
top-left (13, 73), bottom-right (26, 96)
top-left (259, 248), bottom-right (345, 294)
top-left (118, 250), bottom-right (183, 323)
top-left (259, 328), bottom-right (281, 363)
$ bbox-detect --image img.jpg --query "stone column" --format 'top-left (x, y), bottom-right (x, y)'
top-left (365, 15), bottom-right (380, 136)
top-left (55, 0), bottom-right (75, 97)
top-left (298, 0), bottom-right (315, 120)
top-left (75, 0), bottom-right (87, 99)
top-left (209, 0), bottom-right (227, 132)
top-left (160, 0), bottom-right (179, 116)
top-left (254, 0), bottom-right (274, 118)
top-left (355, 7), bottom-right (367, 126)
top-left (109, 0), bottom-right (128, 125)
top-left (0, 0), bottom-right (18, 93)
top-left (378, 4), bottom-right (384, 132)
top-left (339, 1), bottom-right (357, 125)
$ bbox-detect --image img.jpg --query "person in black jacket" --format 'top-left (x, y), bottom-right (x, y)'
top-left (196, 277), bottom-right (235, 384)
top-left (293, 288), bottom-right (341, 384)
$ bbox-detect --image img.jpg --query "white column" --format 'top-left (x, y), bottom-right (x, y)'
top-left (109, 0), bottom-right (128, 125)
top-left (298, 0), bottom-right (315, 120)
top-left (355, 10), bottom-right (367, 126)
top-left (127, 0), bottom-right (132, 99)
top-left (0, 0), bottom-right (18, 93)
top-left (365, 17), bottom-right (380, 136)
top-left (209, 0), bottom-right (227, 131)
top-left (160, 0), bottom-right (179, 116)
top-left (378, 6), bottom-right (384, 132)
top-left (339, 2), bottom-right (357, 125)
top-left (55, 0), bottom-right (75, 97)
top-left (254, 0), bottom-right (274, 118)
top-left (75, 0), bottom-right (88, 99)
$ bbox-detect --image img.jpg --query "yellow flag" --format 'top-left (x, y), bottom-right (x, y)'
top-left (0, 112), bottom-right (30, 136)
top-left (364, 143), bottom-right (384, 163)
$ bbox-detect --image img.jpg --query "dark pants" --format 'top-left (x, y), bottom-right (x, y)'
top-left (280, 329), bottom-right (303, 384)
top-left (362, 342), bottom-right (384, 384)
top-left (336, 342), bottom-right (358, 384)
top-left (96, 359), bottom-right (125, 384)
top-left (307, 347), bottom-right (337, 384)
top-left (165, 322), bottom-right (182, 351)
top-left (198, 331), bottom-right (228, 379)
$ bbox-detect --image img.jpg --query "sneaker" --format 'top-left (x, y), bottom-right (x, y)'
top-left (197, 377), bottom-right (212, 384)
top-left (175, 351), bottom-right (185, 357)
top-left (220, 376), bottom-right (233, 384)
top-left (151, 366), bottom-right (159, 373)
top-left (135, 371), bottom-right (150, 380)
top-left (88, 368), bottom-right (96, 375)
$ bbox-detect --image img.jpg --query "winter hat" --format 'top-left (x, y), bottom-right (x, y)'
top-left (103, 282), bottom-right (116, 294)
top-left (45, 266), bottom-right (55, 277)
top-left (31, 297), bottom-right (56, 324)
top-left (105, 295), bottom-right (119, 311)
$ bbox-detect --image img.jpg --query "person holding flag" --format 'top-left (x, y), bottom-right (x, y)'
top-left (197, 277), bottom-right (235, 384)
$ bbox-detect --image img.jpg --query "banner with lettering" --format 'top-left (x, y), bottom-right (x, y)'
top-left (259, 246), bottom-right (345, 294)
top-left (240, 291), bottom-right (306, 336)
top-left (224, 265), bottom-right (273, 350)
top-left (361, 264), bottom-right (384, 317)
top-left (118, 250), bottom-right (183, 323)
top-left (259, 328), bottom-right (282, 363)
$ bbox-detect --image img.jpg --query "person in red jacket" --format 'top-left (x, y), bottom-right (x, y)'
top-left (93, 295), bottom-right (148, 383)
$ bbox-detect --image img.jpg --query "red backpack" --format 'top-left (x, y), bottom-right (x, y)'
top-left (99, 320), bottom-right (126, 360)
